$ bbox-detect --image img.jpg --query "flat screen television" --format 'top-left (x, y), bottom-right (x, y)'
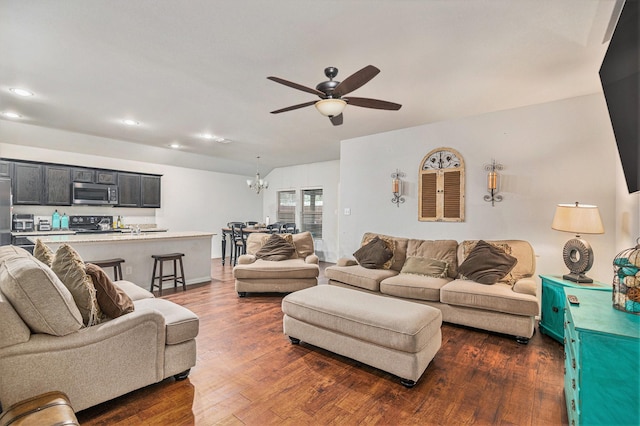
top-left (599, 0), bottom-right (639, 194)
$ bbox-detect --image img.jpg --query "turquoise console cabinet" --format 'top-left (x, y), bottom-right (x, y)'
top-left (539, 275), bottom-right (610, 343)
top-left (563, 287), bottom-right (639, 426)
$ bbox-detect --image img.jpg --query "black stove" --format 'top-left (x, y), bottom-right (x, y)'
top-left (69, 215), bottom-right (118, 233)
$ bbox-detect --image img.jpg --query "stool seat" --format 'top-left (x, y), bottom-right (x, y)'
top-left (150, 253), bottom-right (186, 296)
top-left (88, 258), bottom-right (125, 281)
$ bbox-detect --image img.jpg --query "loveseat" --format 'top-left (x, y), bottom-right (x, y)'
top-left (0, 245), bottom-right (199, 413)
top-left (325, 233), bottom-right (539, 343)
top-left (233, 231), bottom-right (319, 296)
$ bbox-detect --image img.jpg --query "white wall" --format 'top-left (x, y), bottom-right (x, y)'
top-left (262, 160), bottom-right (340, 262)
top-left (0, 125), bottom-right (263, 259)
top-left (338, 93), bottom-right (626, 283)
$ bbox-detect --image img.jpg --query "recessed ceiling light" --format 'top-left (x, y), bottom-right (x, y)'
top-left (122, 119), bottom-right (140, 126)
top-left (201, 133), bottom-right (216, 140)
top-left (169, 142), bottom-right (181, 149)
top-left (9, 88), bottom-right (34, 97)
top-left (2, 112), bottom-right (22, 119)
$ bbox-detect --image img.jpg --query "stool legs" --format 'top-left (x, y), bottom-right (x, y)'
top-left (150, 253), bottom-right (186, 296)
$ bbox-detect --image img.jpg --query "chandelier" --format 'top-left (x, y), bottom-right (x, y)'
top-left (247, 156), bottom-right (268, 194)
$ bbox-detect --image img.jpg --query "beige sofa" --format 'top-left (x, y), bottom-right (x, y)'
top-left (233, 231), bottom-right (319, 297)
top-left (325, 233), bottom-right (539, 343)
top-left (0, 246), bottom-right (199, 413)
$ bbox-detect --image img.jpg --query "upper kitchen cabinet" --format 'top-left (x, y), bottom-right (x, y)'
top-left (72, 168), bottom-right (95, 183)
top-left (117, 172), bottom-right (141, 207)
top-left (141, 175), bottom-right (161, 208)
top-left (0, 160), bottom-right (11, 177)
top-left (96, 170), bottom-right (117, 185)
top-left (12, 162), bottom-right (43, 205)
top-left (44, 165), bottom-right (72, 205)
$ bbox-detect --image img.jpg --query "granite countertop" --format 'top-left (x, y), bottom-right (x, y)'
top-left (11, 230), bottom-right (76, 236)
top-left (30, 231), bottom-right (215, 244)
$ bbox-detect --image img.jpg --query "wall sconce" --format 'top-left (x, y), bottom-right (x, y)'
top-left (391, 169), bottom-right (405, 207)
top-left (483, 159), bottom-right (503, 206)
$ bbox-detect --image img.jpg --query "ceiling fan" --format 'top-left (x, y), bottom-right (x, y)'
top-left (267, 65), bottom-right (402, 126)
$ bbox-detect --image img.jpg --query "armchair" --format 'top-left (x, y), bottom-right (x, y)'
top-left (233, 231), bottom-right (319, 297)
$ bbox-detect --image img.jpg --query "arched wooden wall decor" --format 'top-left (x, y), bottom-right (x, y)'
top-left (419, 147), bottom-right (465, 222)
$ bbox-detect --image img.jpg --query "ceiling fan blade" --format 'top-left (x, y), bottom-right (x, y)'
top-left (270, 101), bottom-right (317, 114)
top-left (332, 65), bottom-right (380, 97)
top-left (346, 97), bottom-right (402, 110)
top-left (267, 76), bottom-right (325, 97)
top-left (330, 113), bottom-right (343, 126)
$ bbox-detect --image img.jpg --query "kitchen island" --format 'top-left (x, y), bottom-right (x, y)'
top-left (31, 231), bottom-right (215, 290)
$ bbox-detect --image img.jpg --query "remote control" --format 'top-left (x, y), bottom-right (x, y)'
top-left (567, 295), bottom-right (580, 305)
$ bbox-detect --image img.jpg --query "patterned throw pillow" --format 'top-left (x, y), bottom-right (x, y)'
top-left (458, 240), bottom-right (518, 285)
top-left (353, 236), bottom-right (394, 269)
top-left (51, 244), bottom-right (103, 326)
top-left (256, 234), bottom-right (297, 261)
top-left (462, 240), bottom-right (516, 284)
top-left (33, 239), bottom-right (54, 267)
top-left (361, 234), bottom-right (396, 270)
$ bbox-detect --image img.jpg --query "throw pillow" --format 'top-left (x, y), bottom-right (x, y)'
top-left (462, 240), bottom-right (515, 284)
top-left (33, 239), bottom-right (54, 267)
top-left (260, 233), bottom-right (297, 258)
top-left (51, 244), bottom-right (103, 326)
top-left (361, 234), bottom-right (395, 269)
top-left (86, 263), bottom-right (135, 319)
top-left (256, 234), bottom-right (297, 261)
top-left (0, 255), bottom-right (83, 336)
top-left (400, 256), bottom-right (449, 278)
top-left (458, 240), bottom-right (518, 285)
top-left (353, 236), bottom-right (393, 269)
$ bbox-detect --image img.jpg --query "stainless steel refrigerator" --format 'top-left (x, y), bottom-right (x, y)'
top-left (0, 178), bottom-right (12, 246)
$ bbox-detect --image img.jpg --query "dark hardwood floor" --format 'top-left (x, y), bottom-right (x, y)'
top-left (76, 260), bottom-right (567, 425)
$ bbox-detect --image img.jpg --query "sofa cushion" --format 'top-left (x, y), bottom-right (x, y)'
top-left (134, 298), bottom-right (199, 345)
top-left (354, 236), bottom-right (393, 269)
top-left (440, 279), bottom-right (539, 316)
top-left (407, 239), bottom-right (459, 278)
top-left (400, 256), bottom-right (448, 278)
top-left (86, 263), bottom-right (135, 319)
top-left (325, 264), bottom-right (398, 292)
top-left (233, 259), bottom-right (319, 279)
top-left (0, 256), bottom-right (83, 336)
top-left (458, 240), bottom-right (518, 285)
top-left (33, 239), bottom-right (54, 267)
top-left (292, 231), bottom-right (315, 259)
top-left (51, 244), bottom-right (102, 326)
top-left (380, 273), bottom-right (450, 302)
top-left (0, 288), bottom-right (31, 349)
top-left (361, 232), bottom-right (409, 272)
top-left (256, 234), bottom-right (296, 261)
top-left (114, 280), bottom-right (155, 301)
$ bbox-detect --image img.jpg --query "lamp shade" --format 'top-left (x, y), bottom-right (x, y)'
top-left (551, 203), bottom-right (604, 235)
top-left (315, 99), bottom-right (347, 117)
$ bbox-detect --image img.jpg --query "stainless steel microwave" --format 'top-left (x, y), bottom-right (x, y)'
top-left (72, 182), bottom-right (118, 205)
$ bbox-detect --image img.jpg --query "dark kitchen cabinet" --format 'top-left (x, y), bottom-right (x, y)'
top-left (0, 161), bottom-right (10, 177)
top-left (12, 162), bottom-right (43, 205)
top-left (141, 175), bottom-right (161, 208)
top-left (96, 170), bottom-right (117, 185)
top-left (72, 168), bottom-right (94, 183)
top-left (117, 172), bottom-right (141, 207)
top-left (43, 165), bottom-right (72, 205)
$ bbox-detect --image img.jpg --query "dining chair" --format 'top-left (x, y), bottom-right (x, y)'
top-left (267, 222), bottom-right (284, 233)
top-left (246, 221), bottom-right (258, 226)
top-left (228, 222), bottom-right (246, 265)
top-left (283, 222), bottom-right (298, 234)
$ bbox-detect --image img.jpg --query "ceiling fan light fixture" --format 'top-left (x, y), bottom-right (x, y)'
top-left (315, 98), bottom-right (346, 117)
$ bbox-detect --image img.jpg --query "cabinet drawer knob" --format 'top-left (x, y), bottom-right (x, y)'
top-left (571, 399), bottom-right (576, 411)
top-left (572, 379), bottom-right (576, 390)
top-left (552, 306), bottom-right (559, 313)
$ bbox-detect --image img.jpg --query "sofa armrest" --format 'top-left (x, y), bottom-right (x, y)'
top-left (512, 277), bottom-right (538, 296)
top-left (337, 258), bottom-right (357, 267)
top-left (305, 254), bottom-right (319, 264)
top-left (237, 254), bottom-right (256, 265)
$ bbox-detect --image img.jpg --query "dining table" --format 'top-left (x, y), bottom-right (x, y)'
top-left (220, 226), bottom-right (269, 265)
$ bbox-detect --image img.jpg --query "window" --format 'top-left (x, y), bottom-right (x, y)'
top-left (419, 147), bottom-right (465, 222)
top-left (301, 188), bottom-right (323, 238)
top-left (277, 190), bottom-right (296, 223)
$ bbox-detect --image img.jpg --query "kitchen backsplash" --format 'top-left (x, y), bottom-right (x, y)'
top-left (14, 205), bottom-right (157, 228)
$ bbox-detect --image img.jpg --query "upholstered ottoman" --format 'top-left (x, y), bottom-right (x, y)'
top-left (282, 285), bottom-right (442, 387)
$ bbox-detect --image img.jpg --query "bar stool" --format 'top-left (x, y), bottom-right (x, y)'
top-left (88, 258), bottom-right (125, 281)
top-left (150, 253), bottom-right (186, 296)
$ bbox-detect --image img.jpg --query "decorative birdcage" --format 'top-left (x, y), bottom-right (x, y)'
top-left (612, 238), bottom-right (640, 315)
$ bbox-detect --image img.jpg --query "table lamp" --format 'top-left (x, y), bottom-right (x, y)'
top-left (551, 202), bottom-right (604, 283)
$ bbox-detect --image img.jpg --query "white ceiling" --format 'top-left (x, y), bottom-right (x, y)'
top-left (0, 0), bottom-right (619, 176)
